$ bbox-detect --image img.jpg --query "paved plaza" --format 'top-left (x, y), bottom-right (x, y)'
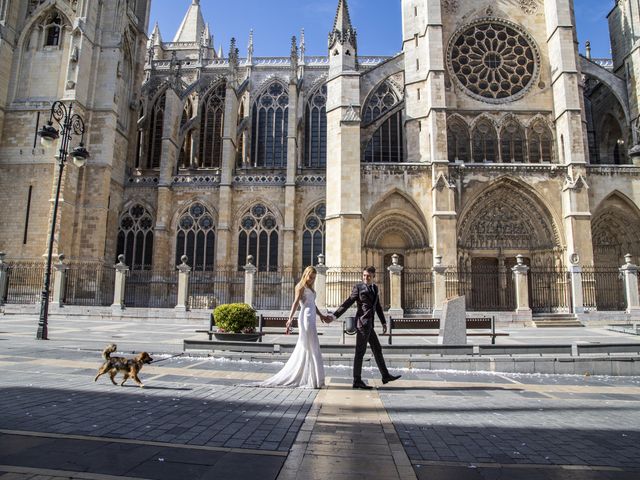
top-left (0, 315), bottom-right (640, 479)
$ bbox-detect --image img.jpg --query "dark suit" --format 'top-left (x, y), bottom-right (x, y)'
top-left (333, 282), bottom-right (390, 381)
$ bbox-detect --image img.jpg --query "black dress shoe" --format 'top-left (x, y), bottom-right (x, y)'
top-left (352, 380), bottom-right (373, 390)
top-left (382, 374), bottom-right (401, 384)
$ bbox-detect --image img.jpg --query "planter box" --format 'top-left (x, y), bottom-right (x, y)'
top-left (213, 332), bottom-right (261, 342)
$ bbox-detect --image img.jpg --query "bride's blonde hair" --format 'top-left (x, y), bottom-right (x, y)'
top-left (295, 266), bottom-right (317, 296)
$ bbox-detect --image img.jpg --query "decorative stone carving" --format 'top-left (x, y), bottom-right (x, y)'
top-left (442, 0), bottom-right (459, 15)
top-left (458, 184), bottom-right (558, 250)
top-left (519, 0), bottom-right (539, 15)
top-left (447, 19), bottom-right (541, 104)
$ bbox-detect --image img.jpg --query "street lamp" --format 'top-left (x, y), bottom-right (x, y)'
top-left (36, 101), bottom-right (90, 340)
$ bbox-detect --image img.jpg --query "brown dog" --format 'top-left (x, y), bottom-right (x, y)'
top-left (94, 344), bottom-right (153, 388)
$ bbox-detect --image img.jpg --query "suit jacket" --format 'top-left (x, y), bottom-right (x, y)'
top-left (333, 282), bottom-right (386, 328)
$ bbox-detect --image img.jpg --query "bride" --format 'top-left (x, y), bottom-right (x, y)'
top-left (258, 266), bottom-right (330, 389)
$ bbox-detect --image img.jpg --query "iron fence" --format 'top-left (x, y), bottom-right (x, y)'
top-left (64, 264), bottom-right (115, 306)
top-left (5, 262), bottom-right (49, 304)
top-left (402, 269), bottom-right (433, 313)
top-left (253, 269), bottom-right (302, 310)
top-left (529, 268), bottom-right (572, 313)
top-left (125, 269), bottom-right (178, 308)
top-left (188, 269), bottom-right (244, 310)
top-left (445, 266), bottom-right (515, 311)
top-left (582, 266), bottom-right (626, 311)
top-left (326, 268), bottom-right (363, 309)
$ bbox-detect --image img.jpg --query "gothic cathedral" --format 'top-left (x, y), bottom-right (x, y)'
top-left (1, 0), bottom-right (639, 308)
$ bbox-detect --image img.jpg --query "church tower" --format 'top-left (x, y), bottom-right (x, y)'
top-left (325, 0), bottom-right (363, 267)
top-left (0, 0), bottom-right (151, 262)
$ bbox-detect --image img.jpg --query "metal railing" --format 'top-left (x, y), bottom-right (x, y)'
top-left (189, 269), bottom-right (244, 310)
top-left (529, 268), bottom-right (572, 313)
top-left (64, 264), bottom-right (115, 306)
top-left (5, 262), bottom-right (48, 304)
top-left (254, 269), bottom-right (302, 310)
top-left (402, 269), bottom-right (433, 313)
top-left (326, 268), bottom-right (363, 309)
top-left (125, 269), bottom-right (178, 308)
top-left (445, 266), bottom-right (515, 311)
top-left (582, 266), bottom-right (626, 312)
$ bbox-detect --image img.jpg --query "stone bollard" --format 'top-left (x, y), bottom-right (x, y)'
top-left (243, 255), bottom-right (257, 308)
top-left (112, 254), bottom-right (129, 312)
top-left (512, 255), bottom-right (532, 319)
top-left (51, 254), bottom-right (68, 307)
top-left (0, 252), bottom-right (8, 305)
top-left (568, 253), bottom-right (584, 314)
top-left (432, 255), bottom-right (447, 317)
top-left (176, 255), bottom-right (191, 312)
top-left (315, 254), bottom-right (328, 311)
top-left (387, 253), bottom-right (404, 318)
top-left (620, 254), bottom-right (640, 316)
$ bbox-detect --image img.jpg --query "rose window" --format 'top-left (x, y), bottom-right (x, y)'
top-left (448, 20), bottom-right (539, 103)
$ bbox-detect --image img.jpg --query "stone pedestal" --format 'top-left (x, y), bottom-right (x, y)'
top-left (387, 253), bottom-right (404, 318)
top-left (432, 255), bottom-right (447, 318)
top-left (51, 255), bottom-right (68, 307)
top-left (569, 263), bottom-right (585, 314)
top-left (112, 255), bottom-right (129, 313)
top-left (438, 295), bottom-right (467, 345)
top-left (315, 254), bottom-right (328, 311)
top-left (243, 255), bottom-right (257, 308)
top-left (0, 252), bottom-right (7, 305)
top-left (176, 255), bottom-right (191, 312)
top-left (620, 254), bottom-right (640, 317)
top-left (512, 255), bottom-right (532, 312)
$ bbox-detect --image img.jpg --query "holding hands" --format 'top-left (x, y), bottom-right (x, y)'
top-left (320, 313), bottom-right (336, 324)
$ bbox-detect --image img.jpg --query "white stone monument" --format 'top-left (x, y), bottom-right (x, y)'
top-left (438, 296), bottom-right (467, 345)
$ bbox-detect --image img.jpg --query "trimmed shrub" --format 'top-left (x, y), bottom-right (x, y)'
top-left (213, 303), bottom-right (257, 333)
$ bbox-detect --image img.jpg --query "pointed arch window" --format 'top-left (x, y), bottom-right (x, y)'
top-left (305, 85), bottom-right (327, 168)
top-left (447, 120), bottom-right (470, 162)
top-left (500, 121), bottom-right (526, 163)
top-left (199, 83), bottom-right (226, 169)
top-left (302, 203), bottom-right (326, 267)
top-left (364, 82), bottom-right (403, 163)
top-left (147, 92), bottom-right (166, 169)
top-left (116, 204), bottom-right (154, 271)
top-left (251, 82), bottom-right (289, 168)
top-left (44, 12), bottom-right (62, 47)
top-left (528, 121), bottom-right (554, 163)
top-left (179, 101), bottom-right (194, 169)
top-left (238, 204), bottom-right (279, 272)
top-left (472, 121), bottom-right (498, 163)
top-left (175, 203), bottom-right (216, 272)
top-left (117, 47), bottom-right (133, 128)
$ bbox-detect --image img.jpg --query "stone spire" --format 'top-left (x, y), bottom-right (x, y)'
top-left (150, 21), bottom-right (163, 47)
top-left (173, 0), bottom-right (206, 43)
top-left (290, 36), bottom-right (298, 80)
top-left (300, 29), bottom-right (305, 64)
top-left (247, 29), bottom-right (254, 65)
top-left (328, 0), bottom-right (357, 52)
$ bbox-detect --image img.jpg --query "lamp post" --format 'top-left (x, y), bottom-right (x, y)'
top-left (36, 101), bottom-right (90, 340)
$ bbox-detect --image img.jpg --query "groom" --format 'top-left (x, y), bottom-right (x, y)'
top-left (332, 266), bottom-right (401, 389)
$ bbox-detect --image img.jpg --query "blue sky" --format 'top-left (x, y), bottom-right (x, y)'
top-left (149, 0), bottom-right (614, 58)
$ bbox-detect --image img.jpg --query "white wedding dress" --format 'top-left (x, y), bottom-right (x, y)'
top-left (259, 287), bottom-right (325, 389)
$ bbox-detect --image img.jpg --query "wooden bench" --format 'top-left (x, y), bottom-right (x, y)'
top-left (197, 314), bottom-right (301, 342)
top-left (387, 316), bottom-right (507, 345)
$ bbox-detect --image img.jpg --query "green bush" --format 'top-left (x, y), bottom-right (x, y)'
top-left (213, 303), bottom-right (257, 333)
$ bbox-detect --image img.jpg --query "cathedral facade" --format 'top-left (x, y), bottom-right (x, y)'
top-left (1, 0), bottom-right (639, 316)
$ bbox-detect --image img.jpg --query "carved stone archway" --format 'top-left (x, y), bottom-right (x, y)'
top-left (459, 184), bottom-right (560, 256)
top-left (592, 194), bottom-right (640, 266)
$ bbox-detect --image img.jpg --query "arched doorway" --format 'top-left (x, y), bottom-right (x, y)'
top-left (457, 181), bottom-right (565, 311)
top-left (364, 193), bottom-right (431, 312)
top-left (587, 193), bottom-right (640, 311)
